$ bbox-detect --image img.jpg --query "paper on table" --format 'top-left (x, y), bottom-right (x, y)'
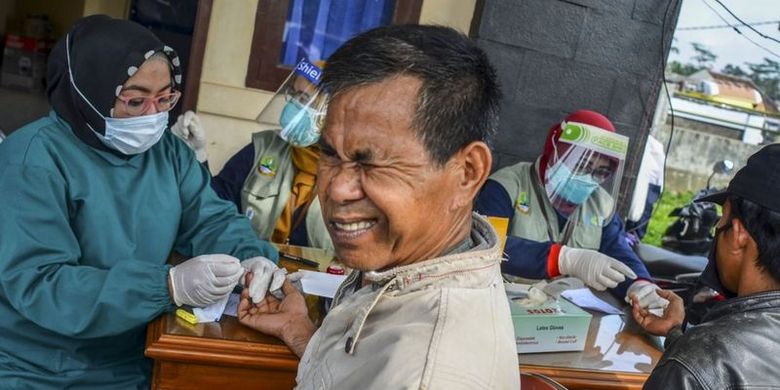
top-left (300, 270), bottom-right (347, 298)
top-left (560, 288), bottom-right (623, 315)
top-left (223, 293), bottom-right (240, 317)
top-left (192, 294), bottom-right (230, 323)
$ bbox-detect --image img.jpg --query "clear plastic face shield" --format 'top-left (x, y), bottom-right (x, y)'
top-left (544, 121), bottom-right (629, 220)
top-left (255, 59), bottom-right (328, 147)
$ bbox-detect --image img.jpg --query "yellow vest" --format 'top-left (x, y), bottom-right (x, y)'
top-left (489, 160), bottom-right (613, 250)
top-left (239, 131), bottom-right (333, 251)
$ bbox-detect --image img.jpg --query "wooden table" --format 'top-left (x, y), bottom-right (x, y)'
top-left (146, 247), bottom-right (662, 389)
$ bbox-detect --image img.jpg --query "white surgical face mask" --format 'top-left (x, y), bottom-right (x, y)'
top-left (65, 34), bottom-right (169, 155)
top-left (96, 111), bottom-right (169, 155)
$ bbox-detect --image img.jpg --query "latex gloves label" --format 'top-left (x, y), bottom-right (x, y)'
top-left (558, 246), bottom-right (637, 291)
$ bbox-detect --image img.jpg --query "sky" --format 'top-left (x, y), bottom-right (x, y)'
top-left (669, 0), bottom-right (780, 71)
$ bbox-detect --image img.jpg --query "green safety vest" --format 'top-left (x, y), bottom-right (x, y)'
top-left (240, 131), bottom-right (333, 251)
top-left (489, 160), bottom-right (613, 250)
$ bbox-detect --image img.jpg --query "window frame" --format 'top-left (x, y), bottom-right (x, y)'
top-left (245, 0), bottom-right (422, 91)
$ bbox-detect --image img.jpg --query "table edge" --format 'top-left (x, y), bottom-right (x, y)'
top-left (145, 314), bottom-right (300, 371)
top-left (521, 364), bottom-right (649, 389)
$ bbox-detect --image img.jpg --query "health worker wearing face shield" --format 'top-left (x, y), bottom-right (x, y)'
top-left (173, 60), bottom-right (332, 303)
top-left (476, 110), bottom-right (662, 307)
top-left (173, 60), bottom-right (333, 258)
top-left (0, 15), bottom-right (277, 388)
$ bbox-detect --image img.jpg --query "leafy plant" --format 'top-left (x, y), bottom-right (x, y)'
top-left (642, 191), bottom-right (695, 247)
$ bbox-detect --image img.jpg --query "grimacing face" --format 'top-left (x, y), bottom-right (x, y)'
top-left (317, 75), bottom-right (469, 271)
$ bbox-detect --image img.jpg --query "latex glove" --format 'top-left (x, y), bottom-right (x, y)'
top-left (240, 256), bottom-right (285, 303)
top-left (626, 280), bottom-right (669, 309)
top-left (269, 271), bottom-right (305, 300)
top-left (171, 110), bottom-right (208, 162)
top-left (557, 246), bottom-right (637, 291)
top-left (169, 254), bottom-right (243, 307)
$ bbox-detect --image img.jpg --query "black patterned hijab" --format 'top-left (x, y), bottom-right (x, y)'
top-left (47, 15), bottom-right (183, 152)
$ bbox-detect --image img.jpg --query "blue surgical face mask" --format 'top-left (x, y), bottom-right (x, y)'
top-left (279, 99), bottom-right (320, 147)
top-left (546, 162), bottom-right (600, 205)
top-left (94, 111), bottom-right (169, 155)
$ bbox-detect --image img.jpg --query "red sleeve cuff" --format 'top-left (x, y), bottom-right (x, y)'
top-left (547, 243), bottom-right (562, 278)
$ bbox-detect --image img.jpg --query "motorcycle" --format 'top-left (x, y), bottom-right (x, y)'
top-left (660, 160), bottom-right (735, 256)
top-left (634, 159), bottom-right (734, 296)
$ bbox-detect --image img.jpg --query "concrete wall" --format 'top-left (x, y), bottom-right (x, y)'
top-left (655, 124), bottom-right (764, 192)
top-left (198, 0), bottom-right (477, 174)
top-left (473, 0), bottom-right (680, 211)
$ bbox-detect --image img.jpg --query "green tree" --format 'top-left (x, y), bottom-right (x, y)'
top-left (746, 58), bottom-right (780, 100)
top-left (721, 64), bottom-right (748, 77)
top-left (668, 60), bottom-right (700, 76)
top-left (692, 43), bottom-right (717, 69)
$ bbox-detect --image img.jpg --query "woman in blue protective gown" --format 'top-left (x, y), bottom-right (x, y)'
top-left (0, 15), bottom-right (277, 388)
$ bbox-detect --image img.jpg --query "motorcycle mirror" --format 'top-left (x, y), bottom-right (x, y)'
top-left (712, 160), bottom-right (734, 175)
top-left (707, 159), bottom-right (735, 190)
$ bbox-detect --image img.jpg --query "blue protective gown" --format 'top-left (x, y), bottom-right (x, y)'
top-left (0, 112), bottom-right (277, 388)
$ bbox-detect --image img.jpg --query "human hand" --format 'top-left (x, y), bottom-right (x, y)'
top-left (558, 246), bottom-right (637, 291)
top-left (240, 256), bottom-right (284, 303)
top-left (625, 280), bottom-right (669, 309)
top-left (238, 273), bottom-right (315, 357)
top-left (169, 254), bottom-right (242, 307)
top-left (631, 289), bottom-right (684, 336)
top-left (171, 110), bottom-right (208, 162)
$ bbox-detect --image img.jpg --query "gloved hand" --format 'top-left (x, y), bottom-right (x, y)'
top-left (557, 246), bottom-right (637, 291)
top-left (269, 270), bottom-right (305, 300)
top-left (240, 256), bottom-right (286, 303)
top-left (169, 254), bottom-right (243, 307)
top-left (171, 110), bottom-right (208, 162)
top-left (626, 280), bottom-right (669, 309)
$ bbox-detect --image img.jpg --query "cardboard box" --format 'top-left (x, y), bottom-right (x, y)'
top-left (509, 295), bottom-right (592, 353)
top-left (1, 34), bottom-right (50, 92)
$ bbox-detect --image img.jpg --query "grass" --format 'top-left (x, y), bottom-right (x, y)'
top-left (641, 191), bottom-right (695, 247)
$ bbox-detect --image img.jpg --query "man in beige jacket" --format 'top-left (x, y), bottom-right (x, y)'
top-left (238, 24), bottom-right (520, 389)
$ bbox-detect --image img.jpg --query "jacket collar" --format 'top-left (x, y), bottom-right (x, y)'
top-left (702, 290), bottom-right (780, 323)
top-left (334, 212), bottom-right (503, 355)
top-left (362, 213), bottom-right (501, 292)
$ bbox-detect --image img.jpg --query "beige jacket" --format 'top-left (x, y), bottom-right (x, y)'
top-left (295, 213), bottom-right (520, 389)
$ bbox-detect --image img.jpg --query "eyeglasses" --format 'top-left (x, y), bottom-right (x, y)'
top-left (574, 157), bottom-right (615, 183)
top-left (115, 90), bottom-right (181, 116)
top-left (284, 87), bottom-right (316, 106)
top-left (582, 166), bottom-right (614, 183)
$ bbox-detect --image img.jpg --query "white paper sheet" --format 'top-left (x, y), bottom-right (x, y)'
top-left (560, 288), bottom-right (623, 315)
top-left (300, 270), bottom-right (347, 298)
top-left (192, 294), bottom-right (230, 323)
top-left (223, 293), bottom-right (241, 317)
